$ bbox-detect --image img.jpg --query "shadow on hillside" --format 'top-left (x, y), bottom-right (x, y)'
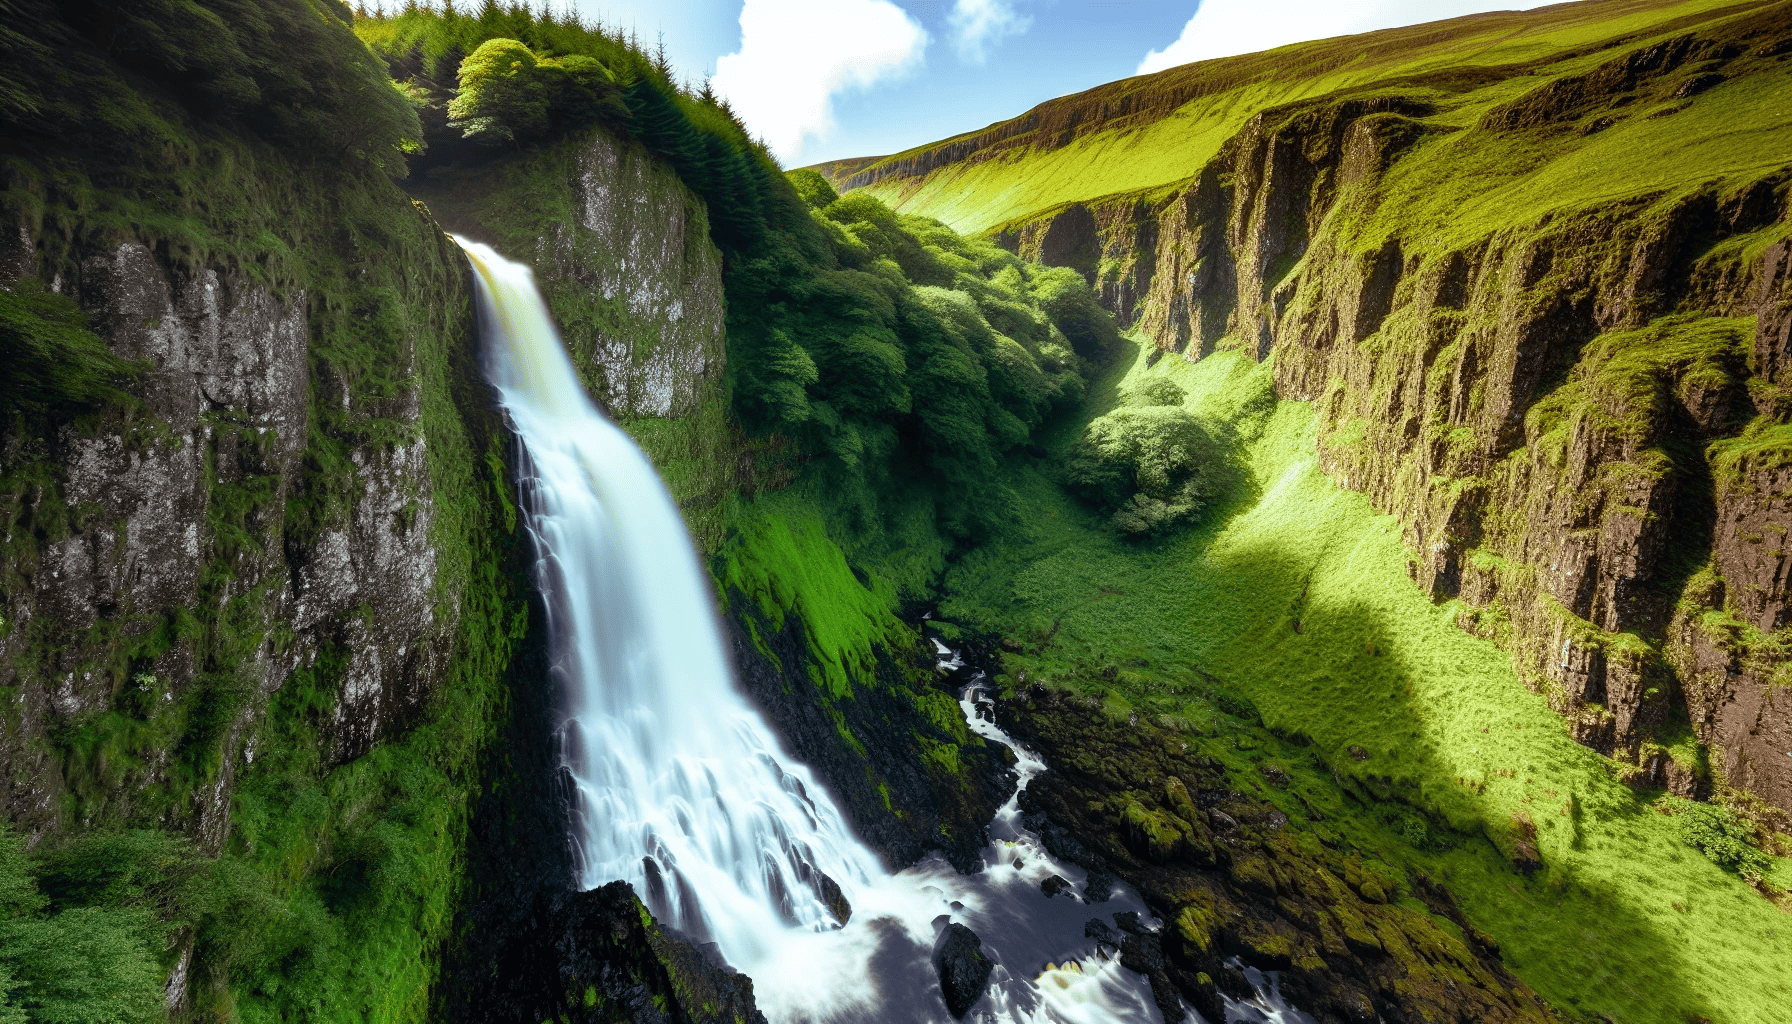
top-left (1189, 533), bottom-right (1715, 1022)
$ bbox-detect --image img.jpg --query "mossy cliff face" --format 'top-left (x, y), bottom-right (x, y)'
top-left (0, 187), bottom-right (489, 840)
top-left (409, 130), bottom-right (725, 420)
top-left (934, 7), bottom-right (1792, 812)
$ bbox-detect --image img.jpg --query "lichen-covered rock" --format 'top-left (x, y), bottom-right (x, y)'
top-left (0, 227), bottom-right (458, 841)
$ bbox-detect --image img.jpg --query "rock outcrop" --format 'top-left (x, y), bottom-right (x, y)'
top-left (410, 130), bottom-right (726, 421)
top-left (0, 204), bottom-right (474, 844)
top-left (932, 922), bottom-right (994, 1018)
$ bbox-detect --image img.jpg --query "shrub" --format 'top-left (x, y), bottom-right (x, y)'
top-left (1067, 407), bottom-right (1232, 537)
top-left (0, 282), bottom-right (142, 412)
top-left (787, 168), bottom-right (840, 209)
top-left (0, 830), bottom-right (165, 1023)
top-left (1678, 802), bottom-right (1770, 875)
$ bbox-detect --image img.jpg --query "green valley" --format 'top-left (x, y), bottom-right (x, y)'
top-left (0, 1), bottom-right (1787, 1022)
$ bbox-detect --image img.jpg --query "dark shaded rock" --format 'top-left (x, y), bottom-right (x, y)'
top-left (932, 923), bottom-right (994, 1018)
top-left (1081, 869), bottom-right (1116, 903)
top-left (996, 689), bottom-right (1557, 1024)
top-left (1040, 874), bottom-right (1073, 899)
top-left (555, 882), bottom-right (768, 1024)
top-left (1084, 917), bottom-right (1121, 947)
top-left (819, 872), bottom-right (852, 925)
top-left (728, 597), bottom-right (1012, 872)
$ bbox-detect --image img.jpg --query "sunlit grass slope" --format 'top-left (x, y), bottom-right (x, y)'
top-left (834, 0), bottom-right (1780, 236)
top-left (938, 339), bottom-right (1792, 1023)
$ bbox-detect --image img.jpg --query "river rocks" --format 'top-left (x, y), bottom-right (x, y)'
top-left (932, 922), bottom-right (994, 1018)
top-left (1001, 689), bottom-right (1556, 1024)
top-left (1040, 874), bottom-right (1073, 898)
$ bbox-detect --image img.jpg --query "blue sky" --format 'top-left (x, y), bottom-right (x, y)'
top-left (522, 1), bottom-right (1555, 166)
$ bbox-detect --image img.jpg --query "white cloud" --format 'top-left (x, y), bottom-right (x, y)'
top-left (712, 0), bottom-right (928, 165)
top-left (1138, 0), bottom-right (1556, 77)
top-left (948, 0), bottom-right (1032, 65)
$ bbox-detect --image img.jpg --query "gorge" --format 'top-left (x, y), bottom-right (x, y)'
top-left (0, 2), bottom-right (1788, 1023)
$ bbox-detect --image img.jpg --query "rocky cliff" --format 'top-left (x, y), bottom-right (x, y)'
top-left (0, 175), bottom-right (494, 847)
top-left (984, 8), bottom-right (1792, 813)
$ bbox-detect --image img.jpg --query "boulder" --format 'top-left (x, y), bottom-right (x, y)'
top-left (932, 922), bottom-right (993, 1018)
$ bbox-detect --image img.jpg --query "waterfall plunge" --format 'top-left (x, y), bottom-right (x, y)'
top-left (462, 238), bottom-right (1222, 1024)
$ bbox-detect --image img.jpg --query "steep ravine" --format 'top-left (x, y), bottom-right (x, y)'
top-left (980, 11), bottom-right (1792, 816)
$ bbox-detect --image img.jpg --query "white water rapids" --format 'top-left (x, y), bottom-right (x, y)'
top-left (461, 238), bottom-right (1310, 1024)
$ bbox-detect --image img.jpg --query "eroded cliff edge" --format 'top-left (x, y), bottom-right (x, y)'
top-left (988, 9), bottom-right (1792, 815)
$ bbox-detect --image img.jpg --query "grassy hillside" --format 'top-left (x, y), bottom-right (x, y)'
top-left (826, 0), bottom-right (1787, 237)
top-left (938, 337), bottom-right (1792, 1024)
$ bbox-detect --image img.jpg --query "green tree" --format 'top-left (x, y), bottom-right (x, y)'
top-left (448, 36), bottom-right (553, 142)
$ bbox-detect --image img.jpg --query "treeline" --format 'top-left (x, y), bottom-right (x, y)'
top-left (358, 5), bottom-right (1122, 539)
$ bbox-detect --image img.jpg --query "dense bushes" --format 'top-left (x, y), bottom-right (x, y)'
top-left (0, 829), bottom-right (190, 1022)
top-left (1678, 802), bottom-right (1771, 875)
top-left (729, 182), bottom-right (1104, 538)
top-left (1066, 379), bottom-right (1235, 537)
top-left (446, 38), bottom-right (626, 144)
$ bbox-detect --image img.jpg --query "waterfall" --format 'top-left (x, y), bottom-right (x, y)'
top-left (461, 237), bottom-right (1300, 1024)
top-left (462, 239), bottom-right (879, 965)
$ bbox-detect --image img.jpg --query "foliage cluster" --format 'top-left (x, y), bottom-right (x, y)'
top-left (445, 37), bottom-right (626, 145)
top-left (0, 830), bottom-right (168, 1023)
top-left (1066, 378), bottom-right (1235, 537)
top-left (731, 175), bottom-right (1111, 540)
top-left (0, 283), bottom-right (143, 413)
top-left (1677, 801), bottom-right (1772, 875)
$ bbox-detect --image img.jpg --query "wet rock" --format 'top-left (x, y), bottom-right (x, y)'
top-left (1112, 910), bottom-right (1144, 935)
top-left (1082, 869), bottom-right (1115, 903)
top-left (1084, 917), bottom-right (1121, 946)
top-left (555, 882), bottom-right (768, 1024)
top-left (1040, 874), bottom-right (1073, 899)
top-left (818, 872), bottom-right (852, 925)
top-left (932, 922), bottom-right (994, 1018)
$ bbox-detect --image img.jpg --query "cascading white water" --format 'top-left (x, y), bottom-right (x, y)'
top-left (462, 239), bottom-right (879, 965)
top-left (461, 237), bottom-right (1303, 1024)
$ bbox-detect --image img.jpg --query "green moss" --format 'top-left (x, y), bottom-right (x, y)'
top-left (716, 492), bottom-right (908, 701)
